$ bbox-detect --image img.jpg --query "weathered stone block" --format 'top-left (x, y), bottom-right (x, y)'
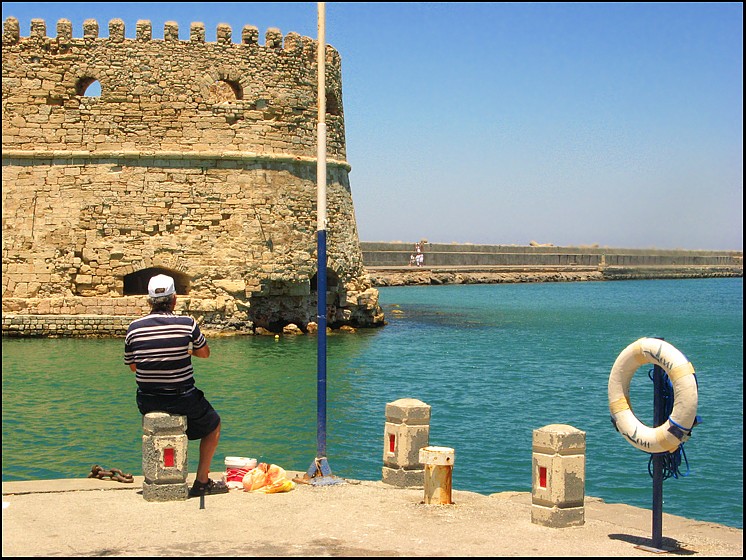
top-left (142, 434), bottom-right (188, 483)
top-left (142, 411), bottom-right (187, 435)
top-left (385, 398), bottom-right (431, 425)
top-left (142, 480), bottom-right (189, 502)
top-left (383, 422), bottom-right (429, 469)
top-left (381, 466), bottom-right (424, 488)
top-left (531, 424), bottom-right (586, 528)
top-left (382, 398), bottom-right (431, 488)
top-left (530, 504), bottom-right (584, 528)
top-left (142, 412), bottom-right (188, 502)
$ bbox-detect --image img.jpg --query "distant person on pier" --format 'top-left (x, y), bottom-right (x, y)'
top-left (414, 241), bottom-right (424, 266)
top-left (124, 274), bottom-right (228, 498)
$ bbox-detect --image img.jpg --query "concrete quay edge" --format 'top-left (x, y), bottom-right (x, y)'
top-left (2, 476), bottom-right (742, 557)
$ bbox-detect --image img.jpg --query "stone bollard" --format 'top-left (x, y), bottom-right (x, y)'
top-left (142, 412), bottom-right (189, 501)
top-left (419, 446), bottom-right (455, 505)
top-left (382, 398), bottom-right (431, 487)
top-left (531, 424), bottom-right (586, 527)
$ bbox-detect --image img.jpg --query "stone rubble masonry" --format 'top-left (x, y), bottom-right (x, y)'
top-left (1, 16), bottom-right (384, 335)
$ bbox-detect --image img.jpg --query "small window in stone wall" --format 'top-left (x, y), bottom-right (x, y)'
top-left (123, 267), bottom-right (190, 296)
top-left (326, 90), bottom-right (341, 116)
top-left (76, 77), bottom-right (101, 97)
top-left (209, 79), bottom-right (242, 103)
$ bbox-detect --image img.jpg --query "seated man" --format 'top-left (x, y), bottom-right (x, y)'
top-left (124, 274), bottom-right (228, 497)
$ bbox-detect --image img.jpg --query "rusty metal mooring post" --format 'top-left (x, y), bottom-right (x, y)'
top-left (419, 446), bottom-right (455, 505)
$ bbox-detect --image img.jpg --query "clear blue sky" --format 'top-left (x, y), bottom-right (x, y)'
top-left (2, 2), bottom-right (743, 250)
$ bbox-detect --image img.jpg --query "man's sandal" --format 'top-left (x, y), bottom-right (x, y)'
top-left (189, 478), bottom-right (229, 497)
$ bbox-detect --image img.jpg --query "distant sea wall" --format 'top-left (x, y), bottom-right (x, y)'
top-left (361, 242), bottom-right (743, 286)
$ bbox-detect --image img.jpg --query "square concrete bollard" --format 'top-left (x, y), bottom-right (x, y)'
top-left (531, 424), bottom-right (586, 527)
top-left (382, 398), bottom-right (430, 487)
top-left (142, 412), bottom-right (189, 502)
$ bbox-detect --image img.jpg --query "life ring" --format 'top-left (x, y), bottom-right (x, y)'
top-left (608, 338), bottom-right (697, 453)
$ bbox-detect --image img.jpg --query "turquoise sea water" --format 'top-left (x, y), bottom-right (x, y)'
top-left (2, 278), bottom-right (743, 529)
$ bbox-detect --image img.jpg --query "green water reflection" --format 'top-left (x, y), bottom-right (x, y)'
top-left (2, 332), bottom-right (379, 481)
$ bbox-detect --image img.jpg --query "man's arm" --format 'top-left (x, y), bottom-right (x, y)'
top-left (191, 344), bottom-right (210, 358)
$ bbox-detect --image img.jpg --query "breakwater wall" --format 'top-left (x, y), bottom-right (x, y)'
top-left (361, 242), bottom-right (743, 286)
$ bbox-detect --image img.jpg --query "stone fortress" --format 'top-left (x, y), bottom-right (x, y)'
top-left (2, 15), bottom-right (384, 336)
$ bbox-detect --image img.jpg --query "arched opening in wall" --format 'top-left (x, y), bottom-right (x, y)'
top-left (310, 268), bottom-right (340, 293)
top-left (76, 77), bottom-right (101, 97)
top-left (326, 90), bottom-right (341, 116)
top-left (309, 268), bottom-right (344, 328)
top-left (123, 267), bottom-right (191, 296)
top-left (208, 79), bottom-right (243, 103)
top-left (248, 271), bottom-right (341, 333)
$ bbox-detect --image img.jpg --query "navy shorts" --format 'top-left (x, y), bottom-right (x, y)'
top-left (136, 387), bottom-right (221, 440)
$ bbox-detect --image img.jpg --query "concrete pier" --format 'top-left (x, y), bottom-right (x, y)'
top-left (2, 476), bottom-right (742, 557)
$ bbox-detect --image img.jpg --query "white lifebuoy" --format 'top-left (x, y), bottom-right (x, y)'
top-left (608, 337), bottom-right (698, 454)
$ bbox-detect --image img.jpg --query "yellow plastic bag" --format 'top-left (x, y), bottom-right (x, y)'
top-left (242, 465), bottom-right (268, 491)
top-left (242, 463), bottom-right (294, 493)
top-left (261, 478), bottom-right (296, 494)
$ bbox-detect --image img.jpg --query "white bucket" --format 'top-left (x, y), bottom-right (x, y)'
top-left (224, 456), bottom-right (257, 488)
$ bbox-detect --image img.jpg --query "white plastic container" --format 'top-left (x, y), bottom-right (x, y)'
top-left (224, 456), bottom-right (257, 489)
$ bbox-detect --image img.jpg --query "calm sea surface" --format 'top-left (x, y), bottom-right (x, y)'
top-left (2, 278), bottom-right (743, 529)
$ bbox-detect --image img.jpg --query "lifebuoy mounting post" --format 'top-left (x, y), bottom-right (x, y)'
top-left (648, 360), bottom-right (666, 552)
top-left (608, 337), bottom-right (699, 553)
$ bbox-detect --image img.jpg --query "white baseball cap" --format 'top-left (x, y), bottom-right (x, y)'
top-left (148, 274), bottom-right (176, 298)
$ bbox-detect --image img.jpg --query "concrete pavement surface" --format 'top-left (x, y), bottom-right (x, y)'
top-left (2, 475), bottom-right (742, 557)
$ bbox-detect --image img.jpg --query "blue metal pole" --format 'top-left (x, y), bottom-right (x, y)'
top-left (316, 229), bottom-right (327, 459)
top-left (316, 1), bottom-right (327, 464)
top-left (305, 2), bottom-right (338, 483)
top-left (651, 351), bottom-right (665, 549)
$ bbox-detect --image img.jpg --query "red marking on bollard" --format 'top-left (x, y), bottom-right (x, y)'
top-left (389, 434), bottom-right (396, 453)
top-left (163, 447), bottom-right (175, 467)
top-left (539, 466), bottom-right (547, 488)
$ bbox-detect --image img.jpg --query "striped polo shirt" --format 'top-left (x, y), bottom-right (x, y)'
top-left (124, 313), bottom-right (207, 394)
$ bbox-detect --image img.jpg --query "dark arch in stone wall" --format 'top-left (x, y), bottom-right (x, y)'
top-left (123, 267), bottom-right (191, 296)
top-left (310, 268), bottom-right (339, 291)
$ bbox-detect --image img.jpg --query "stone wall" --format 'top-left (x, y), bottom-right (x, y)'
top-left (2, 16), bottom-right (384, 335)
top-left (2, 313), bottom-right (135, 337)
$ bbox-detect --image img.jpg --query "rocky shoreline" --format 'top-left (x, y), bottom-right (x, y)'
top-left (366, 266), bottom-right (741, 287)
top-left (2, 266), bottom-right (740, 338)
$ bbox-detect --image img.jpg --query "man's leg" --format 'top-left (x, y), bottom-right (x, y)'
top-left (196, 422), bottom-right (221, 483)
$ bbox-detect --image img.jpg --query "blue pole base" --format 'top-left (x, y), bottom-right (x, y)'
top-left (303, 457), bottom-right (344, 486)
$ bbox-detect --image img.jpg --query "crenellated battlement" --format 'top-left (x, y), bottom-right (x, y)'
top-left (2, 16), bottom-right (333, 53)
top-left (1, 15), bottom-right (345, 159)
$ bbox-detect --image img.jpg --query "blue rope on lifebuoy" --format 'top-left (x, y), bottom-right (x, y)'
top-left (647, 368), bottom-right (702, 480)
